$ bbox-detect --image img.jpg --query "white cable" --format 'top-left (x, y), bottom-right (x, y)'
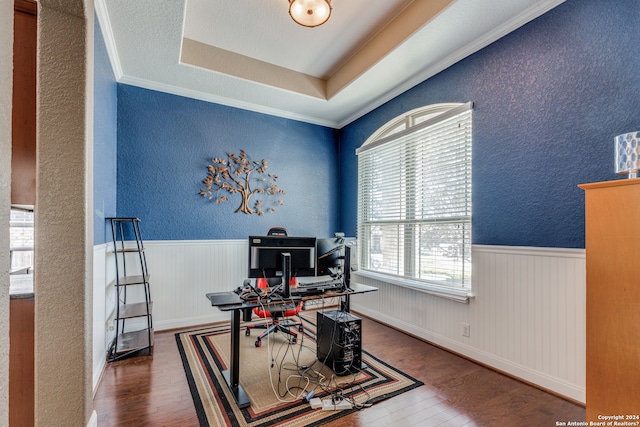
top-left (285, 374), bottom-right (310, 399)
top-left (266, 298), bottom-right (309, 403)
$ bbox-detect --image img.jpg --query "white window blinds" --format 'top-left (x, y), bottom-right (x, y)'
top-left (356, 102), bottom-right (473, 292)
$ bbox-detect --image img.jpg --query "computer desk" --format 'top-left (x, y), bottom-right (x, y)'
top-left (205, 282), bottom-right (378, 409)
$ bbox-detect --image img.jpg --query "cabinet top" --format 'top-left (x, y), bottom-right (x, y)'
top-left (579, 178), bottom-right (640, 191)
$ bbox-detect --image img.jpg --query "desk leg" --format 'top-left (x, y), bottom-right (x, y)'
top-left (340, 294), bottom-right (350, 312)
top-left (221, 309), bottom-right (250, 409)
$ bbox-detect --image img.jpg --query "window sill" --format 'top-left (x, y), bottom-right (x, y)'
top-left (353, 270), bottom-right (473, 303)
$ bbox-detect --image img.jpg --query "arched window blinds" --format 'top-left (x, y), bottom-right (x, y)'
top-left (356, 102), bottom-right (473, 298)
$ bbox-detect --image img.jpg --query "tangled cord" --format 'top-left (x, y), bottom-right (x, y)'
top-left (259, 296), bottom-right (373, 409)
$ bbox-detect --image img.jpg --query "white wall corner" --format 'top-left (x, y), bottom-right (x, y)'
top-left (86, 410), bottom-right (98, 427)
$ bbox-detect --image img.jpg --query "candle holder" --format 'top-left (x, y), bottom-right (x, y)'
top-left (615, 132), bottom-right (640, 178)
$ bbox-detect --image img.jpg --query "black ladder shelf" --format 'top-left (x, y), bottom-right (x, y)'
top-left (107, 217), bottom-right (153, 362)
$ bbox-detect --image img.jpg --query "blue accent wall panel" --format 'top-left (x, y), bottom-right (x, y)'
top-left (339, 0), bottom-right (640, 248)
top-left (93, 15), bottom-right (118, 245)
top-left (116, 85), bottom-right (339, 240)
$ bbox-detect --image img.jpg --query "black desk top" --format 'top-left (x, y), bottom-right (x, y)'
top-left (206, 282), bottom-right (377, 311)
top-left (206, 292), bottom-right (243, 306)
top-left (205, 292), bottom-right (300, 311)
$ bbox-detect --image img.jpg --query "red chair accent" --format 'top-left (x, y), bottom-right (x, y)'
top-left (245, 276), bottom-right (304, 347)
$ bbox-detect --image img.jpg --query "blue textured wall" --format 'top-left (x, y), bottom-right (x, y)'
top-left (340, 0), bottom-right (640, 249)
top-left (93, 16), bottom-right (118, 245)
top-left (113, 0), bottom-right (640, 247)
top-left (116, 85), bottom-right (339, 240)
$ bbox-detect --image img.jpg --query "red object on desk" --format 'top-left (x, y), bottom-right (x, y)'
top-left (252, 277), bottom-right (302, 318)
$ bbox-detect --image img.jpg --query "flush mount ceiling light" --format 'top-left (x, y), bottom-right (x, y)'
top-left (289, 0), bottom-right (332, 28)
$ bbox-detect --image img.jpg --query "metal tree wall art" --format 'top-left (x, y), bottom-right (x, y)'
top-left (199, 150), bottom-right (285, 215)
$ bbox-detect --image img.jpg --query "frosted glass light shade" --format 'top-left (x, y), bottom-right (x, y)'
top-left (615, 132), bottom-right (640, 178)
top-left (289, 0), bottom-right (332, 27)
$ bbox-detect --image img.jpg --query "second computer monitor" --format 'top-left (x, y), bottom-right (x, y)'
top-left (316, 236), bottom-right (357, 278)
top-left (248, 235), bottom-right (316, 279)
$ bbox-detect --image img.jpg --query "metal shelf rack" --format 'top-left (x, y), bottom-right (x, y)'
top-left (106, 217), bottom-right (153, 362)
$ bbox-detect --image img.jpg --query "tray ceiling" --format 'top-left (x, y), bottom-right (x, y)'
top-left (96, 0), bottom-right (565, 128)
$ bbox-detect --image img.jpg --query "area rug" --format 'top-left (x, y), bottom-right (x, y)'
top-left (176, 310), bottom-right (423, 427)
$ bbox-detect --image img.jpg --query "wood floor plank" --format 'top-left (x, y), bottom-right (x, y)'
top-left (93, 312), bottom-right (585, 426)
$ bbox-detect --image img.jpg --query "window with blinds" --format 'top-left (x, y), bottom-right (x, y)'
top-left (356, 102), bottom-right (473, 294)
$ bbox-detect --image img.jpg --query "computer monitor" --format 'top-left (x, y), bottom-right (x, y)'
top-left (316, 237), bottom-right (343, 277)
top-left (316, 236), bottom-right (357, 278)
top-left (248, 236), bottom-right (316, 297)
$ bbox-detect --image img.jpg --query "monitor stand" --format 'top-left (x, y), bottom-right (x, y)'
top-left (340, 245), bottom-right (352, 312)
top-left (281, 252), bottom-right (291, 299)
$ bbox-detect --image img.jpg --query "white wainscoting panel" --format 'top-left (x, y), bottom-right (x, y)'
top-left (143, 240), bottom-right (248, 329)
top-left (350, 244), bottom-right (586, 403)
top-left (93, 241), bottom-right (586, 403)
top-left (92, 239), bottom-right (248, 391)
top-left (92, 243), bottom-right (107, 393)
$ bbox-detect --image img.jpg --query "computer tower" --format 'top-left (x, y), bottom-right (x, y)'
top-left (316, 310), bottom-right (362, 375)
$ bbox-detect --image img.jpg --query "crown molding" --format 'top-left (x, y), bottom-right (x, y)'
top-left (94, 0), bottom-right (565, 130)
top-left (117, 74), bottom-right (339, 128)
top-left (337, 0), bottom-right (566, 128)
top-left (95, 0), bottom-right (123, 80)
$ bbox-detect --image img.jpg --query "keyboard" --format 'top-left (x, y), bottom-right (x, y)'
top-left (291, 279), bottom-right (345, 296)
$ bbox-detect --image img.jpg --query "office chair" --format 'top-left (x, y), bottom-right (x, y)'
top-left (245, 276), bottom-right (304, 347)
top-left (245, 227), bottom-right (304, 347)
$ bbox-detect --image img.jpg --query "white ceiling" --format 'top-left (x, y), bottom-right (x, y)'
top-left (96, 0), bottom-right (565, 128)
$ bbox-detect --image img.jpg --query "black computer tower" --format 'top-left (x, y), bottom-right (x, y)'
top-left (316, 310), bottom-right (362, 375)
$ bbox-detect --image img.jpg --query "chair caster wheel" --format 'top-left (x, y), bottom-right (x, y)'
top-left (298, 325), bottom-right (304, 332)
top-left (245, 328), bottom-right (250, 336)
top-left (291, 336), bottom-right (297, 345)
top-left (255, 340), bottom-right (262, 347)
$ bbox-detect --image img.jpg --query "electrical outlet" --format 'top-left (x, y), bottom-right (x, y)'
top-left (462, 322), bottom-right (470, 338)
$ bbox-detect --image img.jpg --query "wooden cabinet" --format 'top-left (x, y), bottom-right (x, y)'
top-left (12, 0), bottom-right (37, 206)
top-left (580, 180), bottom-right (640, 421)
top-left (9, 2), bottom-right (37, 425)
top-left (9, 297), bottom-right (34, 427)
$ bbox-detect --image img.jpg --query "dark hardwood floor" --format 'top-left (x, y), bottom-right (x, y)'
top-left (93, 312), bottom-right (585, 426)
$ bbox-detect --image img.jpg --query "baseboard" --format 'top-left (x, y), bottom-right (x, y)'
top-left (154, 314), bottom-right (227, 331)
top-left (352, 304), bottom-right (585, 404)
top-left (92, 356), bottom-right (106, 396)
